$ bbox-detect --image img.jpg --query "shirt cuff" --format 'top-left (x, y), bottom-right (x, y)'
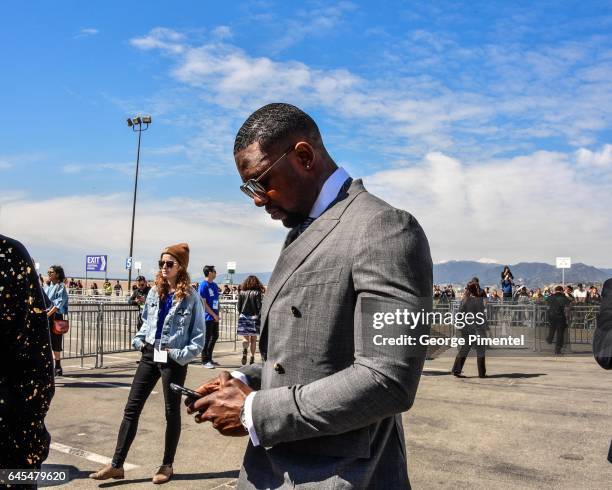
top-left (230, 372), bottom-right (259, 447)
top-left (243, 391), bottom-right (260, 447)
top-left (230, 371), bottom-right (249, 386)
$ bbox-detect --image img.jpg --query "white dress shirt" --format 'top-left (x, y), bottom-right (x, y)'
top-left (231, 167), bottom-right (351, 447)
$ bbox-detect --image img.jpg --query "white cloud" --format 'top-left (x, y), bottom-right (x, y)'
top-left (128, 26), bottom-right (612, 160)
top-left (0, 153), bottom-right (46, 173)
top-left (268, 1), bottom-right (358, 53)
top-left (1, 194), bottom-right (287, 277)
top-left (576, 144), bottom-right (612, 168)
top-left (75, 28), bottom-right (99, 38)
top-left (211, 25), bottom-right (232, 41)
top-left (130, 27), bottom-right (186, 54)
top-left (364, 148), bottom-right (612, 267)
top-left (61, 164), bottom-right (83, 174)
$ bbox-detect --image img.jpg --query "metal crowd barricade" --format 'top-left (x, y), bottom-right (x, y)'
top-left (566, 304), bottom-right (598, 346)
top-left (97, 303), bottom-right (142, 367)
top-left (218, 300), bottom-right (238, 348)
top-left (64, 303), bottom-right (102, 367)
top-left (61, 299), bottom-right (240, 367)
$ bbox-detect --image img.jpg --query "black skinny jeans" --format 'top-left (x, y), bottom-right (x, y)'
top-left (112, 344), bottom-right (187, 468)
top-left (201, 320), bottom-right (219, 363)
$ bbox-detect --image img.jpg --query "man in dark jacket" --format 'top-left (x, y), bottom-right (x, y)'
top-left (593, 278), bottom-right (612, 463)
top-left (0, 235), bottom-right (55, 471)
top-left (129, 276), bottom-right (151, 328)
top-left (546, 285), bottom-right (572, 354)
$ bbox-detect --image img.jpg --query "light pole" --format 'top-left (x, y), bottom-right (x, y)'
top-left (126, 115), bottom-right (151, 292)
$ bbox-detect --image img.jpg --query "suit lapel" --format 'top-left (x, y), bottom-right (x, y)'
top-left (259, 179), bottom-right (366, 335)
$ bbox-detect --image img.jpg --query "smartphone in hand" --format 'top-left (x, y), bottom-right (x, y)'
top-left (170, 383), bottom-right (203, 399)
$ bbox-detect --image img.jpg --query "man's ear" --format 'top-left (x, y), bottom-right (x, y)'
top-left (294, 141), bottom-right (315, 170)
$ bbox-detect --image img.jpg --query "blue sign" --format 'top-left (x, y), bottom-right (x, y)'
top-left (125, 257), bottom-right (133, 270)
top-left (86, 255), bottom-right (107, 272)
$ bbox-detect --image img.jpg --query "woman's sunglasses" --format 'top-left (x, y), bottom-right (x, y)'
top-left (158, 260), bottom-right (175, 269)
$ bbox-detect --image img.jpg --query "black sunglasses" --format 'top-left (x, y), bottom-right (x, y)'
top-left (158, 260), bottom-right (175, 269)
top-left (240, 146), bottom-right (295, 199)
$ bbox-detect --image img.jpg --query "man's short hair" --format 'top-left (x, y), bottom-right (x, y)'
top-left (554, 285), bottom-right (564, 293)
top-left (234, 103), bottom-right (321, 154)
top-left (203, 265), bottom-right (216, 277)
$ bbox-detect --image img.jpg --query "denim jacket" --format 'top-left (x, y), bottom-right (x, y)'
top-left (132, 286), bottom-right (205, 366)
top-left (44, 282), bottom-right (69, 314)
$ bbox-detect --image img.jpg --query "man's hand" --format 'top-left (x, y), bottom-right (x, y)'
top-left (186, 371), bottom-right (253, 436)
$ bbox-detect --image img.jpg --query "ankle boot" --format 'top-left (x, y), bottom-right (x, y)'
top-left (241, 348), bottom-right (248, 365)
top-left (89, 464), bottom-right (124, 480)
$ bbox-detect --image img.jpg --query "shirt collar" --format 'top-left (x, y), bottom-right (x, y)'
top-left (308, 167), bottom-right (351, 219)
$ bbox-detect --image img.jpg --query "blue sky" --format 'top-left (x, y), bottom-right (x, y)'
top-left (1, 1), bottom-right (611, 278)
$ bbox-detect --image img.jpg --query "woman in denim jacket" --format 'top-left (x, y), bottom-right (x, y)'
top-left (44, 264), bottom-right (69, 376)
top-left (90, 243), bottom-right (204, 484)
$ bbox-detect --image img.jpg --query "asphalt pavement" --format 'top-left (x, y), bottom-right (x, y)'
top-left (42, 344), bottom-right (612, 489)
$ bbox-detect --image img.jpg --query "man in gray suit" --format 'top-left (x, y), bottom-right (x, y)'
top-left (188, 103), bottom-right (433, 489)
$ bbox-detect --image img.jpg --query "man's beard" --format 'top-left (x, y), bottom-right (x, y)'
top-left (281, 211), bottom-right (308, 228)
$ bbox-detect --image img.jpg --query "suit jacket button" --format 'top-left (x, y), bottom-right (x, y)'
top-left (273, 363), bottom-right (285, 374)
top-left (291, 306), bottom-right (301, 318)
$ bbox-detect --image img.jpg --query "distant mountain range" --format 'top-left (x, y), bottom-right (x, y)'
top-left (433, 261), bottom-right (612, 287)
top-left (218, 262), bottom-right (612, 288)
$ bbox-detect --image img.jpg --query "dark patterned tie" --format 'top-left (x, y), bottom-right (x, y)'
top-left (284, 177), bottom-right (352, 248)
top-left (297, 216), bottom-right (316, 235)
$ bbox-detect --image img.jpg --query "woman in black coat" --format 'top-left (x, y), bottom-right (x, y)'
top-left (452, 281), bottom-right (488, 378)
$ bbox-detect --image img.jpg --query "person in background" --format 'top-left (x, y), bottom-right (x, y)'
top-left (76, 279), bottom-right (84, 295)
top-left (501, 265), bottom-right (514, 282)
top-left (129, 275), bottom-right (152, 327)
top-left (573, 283), bottom-right (587, 303)
top-left (237, 275), bottom-right (264, 365)
top-left (103, 279), bottom-right (112, 296)
top-left (588, 285), bottom-right (601, 304)
top-left (91, 282), bottom-right (99, 295)
top-left (516, 286), bottom-right (530, 302)
top-left (547, 285), bottom-right (572, 354)
top-left (452, 280), bottom-right (487, 378)
top-left (114, 280), bottom-right (123, 297)
top-left (564, 284), bottom-right (574, 300)
top-left (0, 235), bottom-right (55, 476)
top-left (433, 284), bottom-right (441, 302)
top-left (592, 279), bottom-right (612, 463)
top-left (44, 264), bottom-right (69, 377)
top-left (440, 284), bottom-right (455, 303)
top-left (90, 243), bottom-right (204, 484)
top-left (501, 265), bottom-right (514, 301)
top-left (68, 277), bottom-right (77, 293)
top-left (199, 265), bottom-right (220, 369)
top-left (471, 276), bottom-right (487, 297)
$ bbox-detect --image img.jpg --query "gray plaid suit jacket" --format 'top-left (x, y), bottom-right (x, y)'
top-left (237, 179), bottom-right (433, 489)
